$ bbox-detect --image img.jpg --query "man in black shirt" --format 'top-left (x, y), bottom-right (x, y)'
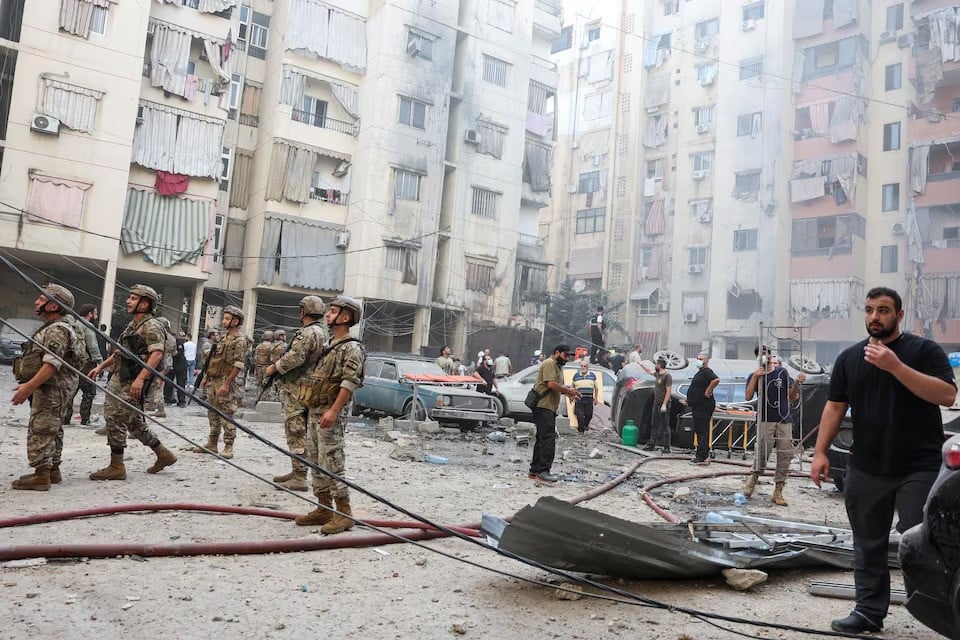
top-left (686, 352), bottom-right (719, 465)
top-left (587, 306), bottom-right (605, 364)
top-left (811, 287), bottom-right (956, 634)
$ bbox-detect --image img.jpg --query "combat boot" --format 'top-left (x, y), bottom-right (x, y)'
top-left (95, 426), bottom-right (108, 436)
top-left (90, 452), bottom-right (127, 481)
top-left (189, 435), bottom-right (218, 454)
top-left (272, 470), bottom-right (295, 483)
top-left (11, 466), bottom-right (51, 491)
top-left (220, 442), bottom-right (234, 459)
top-left (295, 491), bottom-right (334, 526)
top-left (321, 495), bottom-right (355, 535)
top-left (276, 469), bottom-right (308, 492)
top-left (49, 465), bottom-right (62, 484)
top-left (771, 482), bottom-right (788, 506)
top-left (147, 444), bottom-right (177, 474)
top-left (742, 473), bottom-right (759, 498)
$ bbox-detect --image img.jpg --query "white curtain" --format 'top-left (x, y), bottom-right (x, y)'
top-left (791, 48), bottom-right (807, 98)
top-left (644, 74), bottom-right (669, 107)
top-left (327, 8), bottom-right (367, 73)
top-left (203, 39), bottom-right (231, 84)
top-left (229, 149), bottom-right (253, 208)
top-left (832, 0), bottom-right (858, 29)
top-left (586, 51), bottom-right (613, 83)
top-left (174, 115), bottom-right (225, 178)
top-left (279, 68), bottom-right (306, 107)
top-left (150, 23), bottom-right (192, 97)
top-left (197, 0), bottom-right (237, 12)
top-left (266, 143), bottom-right (291, 202)
top-left (477, 121), bottom-right (505, 158)
top-left (910, 145), bottom-right (931, 195)
top-left (280, 221), bottom-right (345, 291)
top-left (257, 217), bottom-right (283, 284)
top-left (789, 279), bottom-right (861, 319)
top-left (330, 82), bottom-right (359, 121)
top-left (792, 0), bottom-right (825, 39)
top-left (222, 218), bottom-right (245, 270)
top-left (39, 78), bottom-right (103, 133)
top-left (132, 105), bottom-right (178, 172)
top-left (284, 147), bottom-right (316, 203)
top-left (523, 141), bottom-right (551, 192)
top-left (26, 175), bottom-right (90, 227)
top-left (643, 115), bottom-right (667, 148)
top-left (59, 0), bottom-right (110, 39)
top-left (790, 176), bottom-right (826, 203)
top-left (286, 0), bottom-right (330, 58)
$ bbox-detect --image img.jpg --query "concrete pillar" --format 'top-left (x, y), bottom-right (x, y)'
top-left (411, 306), bottom-right (432, 356)
top-left (453, 313), bottom-right (467, 360)
top-left (189, 280), bottom-right (204, 342)
top-left (242, 288), bottom-right (259, 340)
top-left (100, 258), bottom-right (118, 332)
top-left (162, 285), bottom-right (183, 327)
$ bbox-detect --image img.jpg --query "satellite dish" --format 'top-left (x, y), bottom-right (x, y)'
top-left (572, 279), bottom-right (586, 293)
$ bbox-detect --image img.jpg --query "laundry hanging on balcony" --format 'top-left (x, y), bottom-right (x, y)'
top-left (285, 0), bottom-right (367, 73)
top-left (121, 187), bottom-right (212, 267)
top-left (643, 114), bottom-right (668, 149)
top-left (828, 96), bottom-right (865, 143)
top-left (909, 145), bottom-right (931, 195)
top-left (155, 171), bottom-right (189, 196)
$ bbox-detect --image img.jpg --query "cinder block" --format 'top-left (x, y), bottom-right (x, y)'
top-left (498, 417), bottom-right (516, 428)
top-left (514, 421), bottom-right (536, 435)
top-left (379, 417), bottom-right (395, 430)
top-left (395, 419), bottom-right (415, 432)
top-left (254, 401), bottom-right (283, 413)
top-left (417, 420), bottom-right (441, 434)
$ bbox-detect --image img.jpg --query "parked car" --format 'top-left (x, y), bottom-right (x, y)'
top-left (0, 318), bottom-right (45, 363)
top-left (900, 431), bottom-right (960, 639)
top-left (496, 362), bottom-right (617, 419)
top-left (352, 353), bottom-right (500, 428)
top-left (609, 350), bottom-right (831, 450)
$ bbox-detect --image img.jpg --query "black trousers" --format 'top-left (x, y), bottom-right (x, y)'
top-left (529, 407), bottom-right (557, 475)
top-left (64, 360), bottom-right (97, 423)
top-left (573, 400), bottom-right (594, 433)
top-left (844, 466), bottom-right (938, 622)
top-left (169, 366), bottom-right (188, 404)
top-left (691, 402), bottom-right (714, 461)
top-left (651, 405), bottom-right (671, 448)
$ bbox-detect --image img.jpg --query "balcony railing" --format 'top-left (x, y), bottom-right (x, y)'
top-left (929, 170), bottom-right (960, 182)
top-left (531, 54), bottom-right (558, 73)
top-left (790, 244), bottom-right (853, 258)
top-left (518, 233), bottom-right (544, 246)
top-left (239, 113), bottom-right (259, 127)
top-left (292, 109), bottom-right (357, 136)
top-left (309, 187), bottom-right (348, 205)
top-left (534, 0), bottom-right (562, 17)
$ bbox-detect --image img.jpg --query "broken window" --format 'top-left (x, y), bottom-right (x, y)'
top-left (584, 91), bottom-right (613, 120)
top-left (578, 170), bottom-right (604, 193)
top-left (733, 228), bottom-right (758, 252)
top-left (551, 25), bottom-right (572, 53)
top-left (800, 36), bottom-right (862, 81)
top-left (636, 288), bottom-right (659, 316)
top-left (734, 169), bottom-right (762, 199)
top-left (727, 290), bottom-right (761, 320)
top-left (737, 112), bottom-right (762, 137)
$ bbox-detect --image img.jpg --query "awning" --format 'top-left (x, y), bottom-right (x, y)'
top-left (120, 187), bottom-right (212, 268)
top-left (568, 246), bottom-right (603, 279)
top-left (635, 331), bottom-right (660, 352)
top-left (629, 284), bottom-right (657, 302)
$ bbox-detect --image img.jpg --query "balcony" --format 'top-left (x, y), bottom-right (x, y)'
top-left (530, 54), bottom-right (559, 91)
top-left (788, 277), bottom-right (865, 342)
top-left (532, 0), bottom-right (563, 41)
top-left (292, 110), bottom-right (357, 136)
top-left (914, 144), bottom-right (960, 208)
top-left (309, 187), bottom-right (348, 206)
top-left (516, 233), bottom-right (545, 263)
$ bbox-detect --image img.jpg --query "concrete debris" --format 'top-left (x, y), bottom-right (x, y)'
top-left (588, 448), bottom-right (602, 459)
top-left (721, 568), bottom-right (768, 591)
top-left (378, 417), bottom-right (395, 430)
top-left (389, 435), bottom-right (423, 462)
top-left (554, 583), bottom-right (584, 600)
top-left (513, 422), bottom-right (536, 435)
top-left (561, 449), bottom-right (572, 460)
top-left (555, 417), bottom-right (571, 432)
top-left (383, 430), bottom-right (403, 443)
top-left (417, 421), bottom-right (441, 434)
top-left (2, 558), bottom-right (47, 568)
top-left (394, 419), bottom-right (415, 432)
top-left (671, 487), bottom-right (691, 502)
top-left (497, 417), bottom-right (515, 428)
top-left (451, 623), bottom-right (467, 635)
top-left (415, 557), bottom-right (427, 566)
top-left (486, 431), bottom-right (507, 443)
top-left (240, 401), bottom-right (284, 424)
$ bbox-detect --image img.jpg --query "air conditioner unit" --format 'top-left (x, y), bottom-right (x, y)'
top-left (694, 39), bottom-right (708, 53)
top-left (464, 129), bottom-right (480, 144)
top-left (335, 230), bottom-right (351, 249)
top-left (698, 76), bottom-right (715, 87)
top-left (332, 160), bottom-right (351, 177)
top-left (692, 170), bottom-right (707, 181)
top-left (892, 222), bottom-right (906, 235)
top-left (683, 313), bottom-right (699, 323)
top-left (741, 19), bottom-right (755, 31)
top-left (646, 105), bottom-right (661, 114)
top-left (30, 113), bottom-right (60, 135)
top-left (688, 264), bottom-right (704, 274)
top-left (897, 33), bottom-right (914, 49)
top-left (696, 123), bottom-right (710, 134)
top-left (657, 301), bottom-right (670, 312)
top-left (407, 38), bottom-right (422, 57)
top-left (878, 31), bottom-right (895, 43)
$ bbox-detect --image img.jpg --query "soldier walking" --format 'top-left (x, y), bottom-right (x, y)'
top-left (147, 316), bottom-right (176, 418)
top-left (87, 285), bottom-right (178, 480)
top-left (253, 330), bottom-right (274, 390)
top-left (191, 305), bottom-right (248, 459)
top-left (62, 303), bottom-right (102, 426)
top-left (10, 285), bottom-right (83, 490)
top-left (264, 297), bottom-right (327, 491)
top-left (267, 329), bottom-right (287, 401)
top-left (295, 296), bottom-right (365, 534)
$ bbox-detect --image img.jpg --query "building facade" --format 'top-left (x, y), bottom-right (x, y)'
top-left (0, 0), bottom-right (558, 362)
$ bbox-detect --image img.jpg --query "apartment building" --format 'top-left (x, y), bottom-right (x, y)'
top-left (0, 0), bottom-right (558, 359)
top-left (546, 0), bottom-right (960, 363)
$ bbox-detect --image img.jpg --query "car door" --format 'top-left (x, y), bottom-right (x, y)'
top-left (353, 358), bottom-right (383, 410)
top-left (377, 360), bottom-right (404, 413)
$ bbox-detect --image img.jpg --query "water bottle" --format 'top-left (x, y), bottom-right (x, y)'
top-left (621, 419), bottom-right (639, 447)
top-left (704, 512), bottom-right (735, 524)
top-left (424, 454), bottom-right (448, 465)
top-left (733, 492), bottom-right (747, 507)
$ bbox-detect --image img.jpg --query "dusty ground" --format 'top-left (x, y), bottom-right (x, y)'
top-left (0, 366), bottom-right (942, 640)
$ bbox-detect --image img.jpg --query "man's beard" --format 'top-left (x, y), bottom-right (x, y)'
top-left (866, 319), bottom-right (896, 340)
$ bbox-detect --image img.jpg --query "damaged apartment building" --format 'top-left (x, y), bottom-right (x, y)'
top-left (0, 0), bottom-right (559, 360)
top-left (545, 0), bottom-right (960, 362)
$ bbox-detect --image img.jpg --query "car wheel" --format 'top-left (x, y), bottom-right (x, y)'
top-left (492, 395), bottom-right (506, 419)
top-left (402, 399), bottom-right (426, 421)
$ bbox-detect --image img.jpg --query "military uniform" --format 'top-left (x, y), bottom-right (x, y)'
top-left (306, 334), bottom-right (365, 500)
top-left (253, 336), bottom-right (273, 388)
top-left (62, 314), bottom-right (101, 425)
top-left (147, 324), bottom-right (175, 414)
top-left (272, 322), bottom-right (326, 487)
top-left (266, 336), bottom-right (287, 401)
top-left (21, 320), bottom-right (81, 473)
top-left (203, 331), bottom-right (247, 454)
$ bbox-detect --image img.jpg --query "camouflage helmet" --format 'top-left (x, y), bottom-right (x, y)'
top-left (129, 284), bottom-right (159, 303)
top-left (262, 330), bottom-right (274, 341)
top-left (223, 305), bottom-right (244, 324)
top-left (274, 329), bottom-right (286, 339)
top-left (156, 316), bottom-right (171, 330)
top-left (329, 295), bottom-right (362, 326)
top-left (41, 284), bottom-right (75, 310)
top-left (299, 295), bottom-right (325, 317)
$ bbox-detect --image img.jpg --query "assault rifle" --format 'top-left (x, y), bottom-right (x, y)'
top-left (188, 343), bottom-right (218, 405)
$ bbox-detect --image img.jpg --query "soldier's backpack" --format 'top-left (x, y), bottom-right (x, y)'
top-left (296, 338), bottom-right (363, 408)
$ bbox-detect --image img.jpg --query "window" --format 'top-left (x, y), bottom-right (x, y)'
top-left (583, 91), bottom-right (613, 119)
top-left (739, 58), bottom-right (763, 80)
top-left (953, 97), bottom-right (960, 113)
top-left (637, 288), bottom-right (659, 316)
top-left (487, 0), bottom-right (514, 32)
top-left (482, 55), bottom-right (509, 87)
top-left (790, 214), bottom-right (865, 255)
top-left (186, 59), bottom-right (198, 76)
top-left (733, 228), bottom-right (758, 251)
top-left (385, 246), bottom-right (406, 271)
top-left (296, 95), bottom-right (327, 128)
top-left (689, 247), bottom-right (707, 268)
top-left (734, 169), bottom-right (762, 198)
top-left (882, 183), bottom-right (900, 211)
top-left (737, 112), bottom-right (761, 136)
top-left (664, 1), bottom-right (676, 16)
top-left (471, 187), bottom-right (499, 219)
top-left (695, 19), bottom-right (719, 39)
top-left (696, 63), bottom-right (717, 83)
top-left (646, 159), bottom-right (664, 179)
top-left (823, 0), bottom-right (833, 20)
top-left (727, 290), bottom-right (761, 320)
top-left (742, 2), bottom-right (764, 21)
top-left (578, 170), bottom-right (604, 193)
top-left (690, 199), bottom-right (711, 220)
top-left (883, 122), bottom-right (900, 151)
top-left (692, 151), bottom-right (713, 172)
top-left (945, 226), bottom-right (960, 241)
top-left (885, 63), bottom-right (901, 91)
top-left (238, 5), bottom-right (250, 42)
top-left (89, 6), bottom-right (108, 35)
top-left (466, 260), bottom-right (496, 292)
top-left (228, 74), bottom-right (242, 110)
top-left (885, 4), bottom-right (903, 32)
top-left (586, 23), bottom-right (601, 41)
top-left (398, 96), bottom-right (427, 129)
top-left (212, 214), bottom-right (224, 262)
top-left (407, 30), bottom-right (434, 60)
top-left (801, 36), bottom-right (861, 80)
top-left (694, 105), bottom-right (713, 126)
top-left (380, 361), bottom-right (398, 380)
top-left (575, 207), bottom-right (605, 234)
top-left (393, 169), bottom-right (421, 201)
top-left (219, 147), bottom-right (232, 192)
top-left (245, 11), bottom-right (269, 60)
top-left (476, 120), bottom-right (506, 157)
top-left (552, 25), bottom-right (572, 53)
top-left (880, 245), bottom-right (898, 273)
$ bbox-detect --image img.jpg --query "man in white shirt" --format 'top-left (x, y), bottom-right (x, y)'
top-left (493, 352), bottom-right (512, 378)
top-left (183, 334), bottom-right (197, 387)
top-left (627, 344), bottom-right (643, 365)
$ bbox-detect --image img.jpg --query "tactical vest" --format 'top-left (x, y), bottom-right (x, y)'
top-left (14, 319), bottom-right (84, 383)
top-left (254, 342), bottom-right (273, 366)
top-left (296, 338), bottom-right (363, 408)
top-left (116, 318), bottom-right (155, 383)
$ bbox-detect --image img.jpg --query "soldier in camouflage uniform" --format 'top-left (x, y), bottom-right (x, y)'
top-left (191, 305), bottom-right (247, 459)
top-left (88, 285), bottom-right (178, 481)
top-left (295, 296), bottom-right (365, 534)
top-left (266, 329), bottom-right (287, 401)
top-left (146, 316), bottom-right (176, 418)
top-left (11, 284), bottom-right (82, 490)
top-left (253, 330), bottom-right (274, 390)
top-left (62, 303), bottom-right (103, 426)
top-left (263, 297), bottom-right (327, 491)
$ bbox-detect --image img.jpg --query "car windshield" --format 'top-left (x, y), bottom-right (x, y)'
top-left (397, 361), bottom-right (446, 376)
top-left (678, 383), bottom-right (749, 404)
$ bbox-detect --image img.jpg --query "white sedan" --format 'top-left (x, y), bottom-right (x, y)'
top-left (495, 363), bottom-right (616, 421)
